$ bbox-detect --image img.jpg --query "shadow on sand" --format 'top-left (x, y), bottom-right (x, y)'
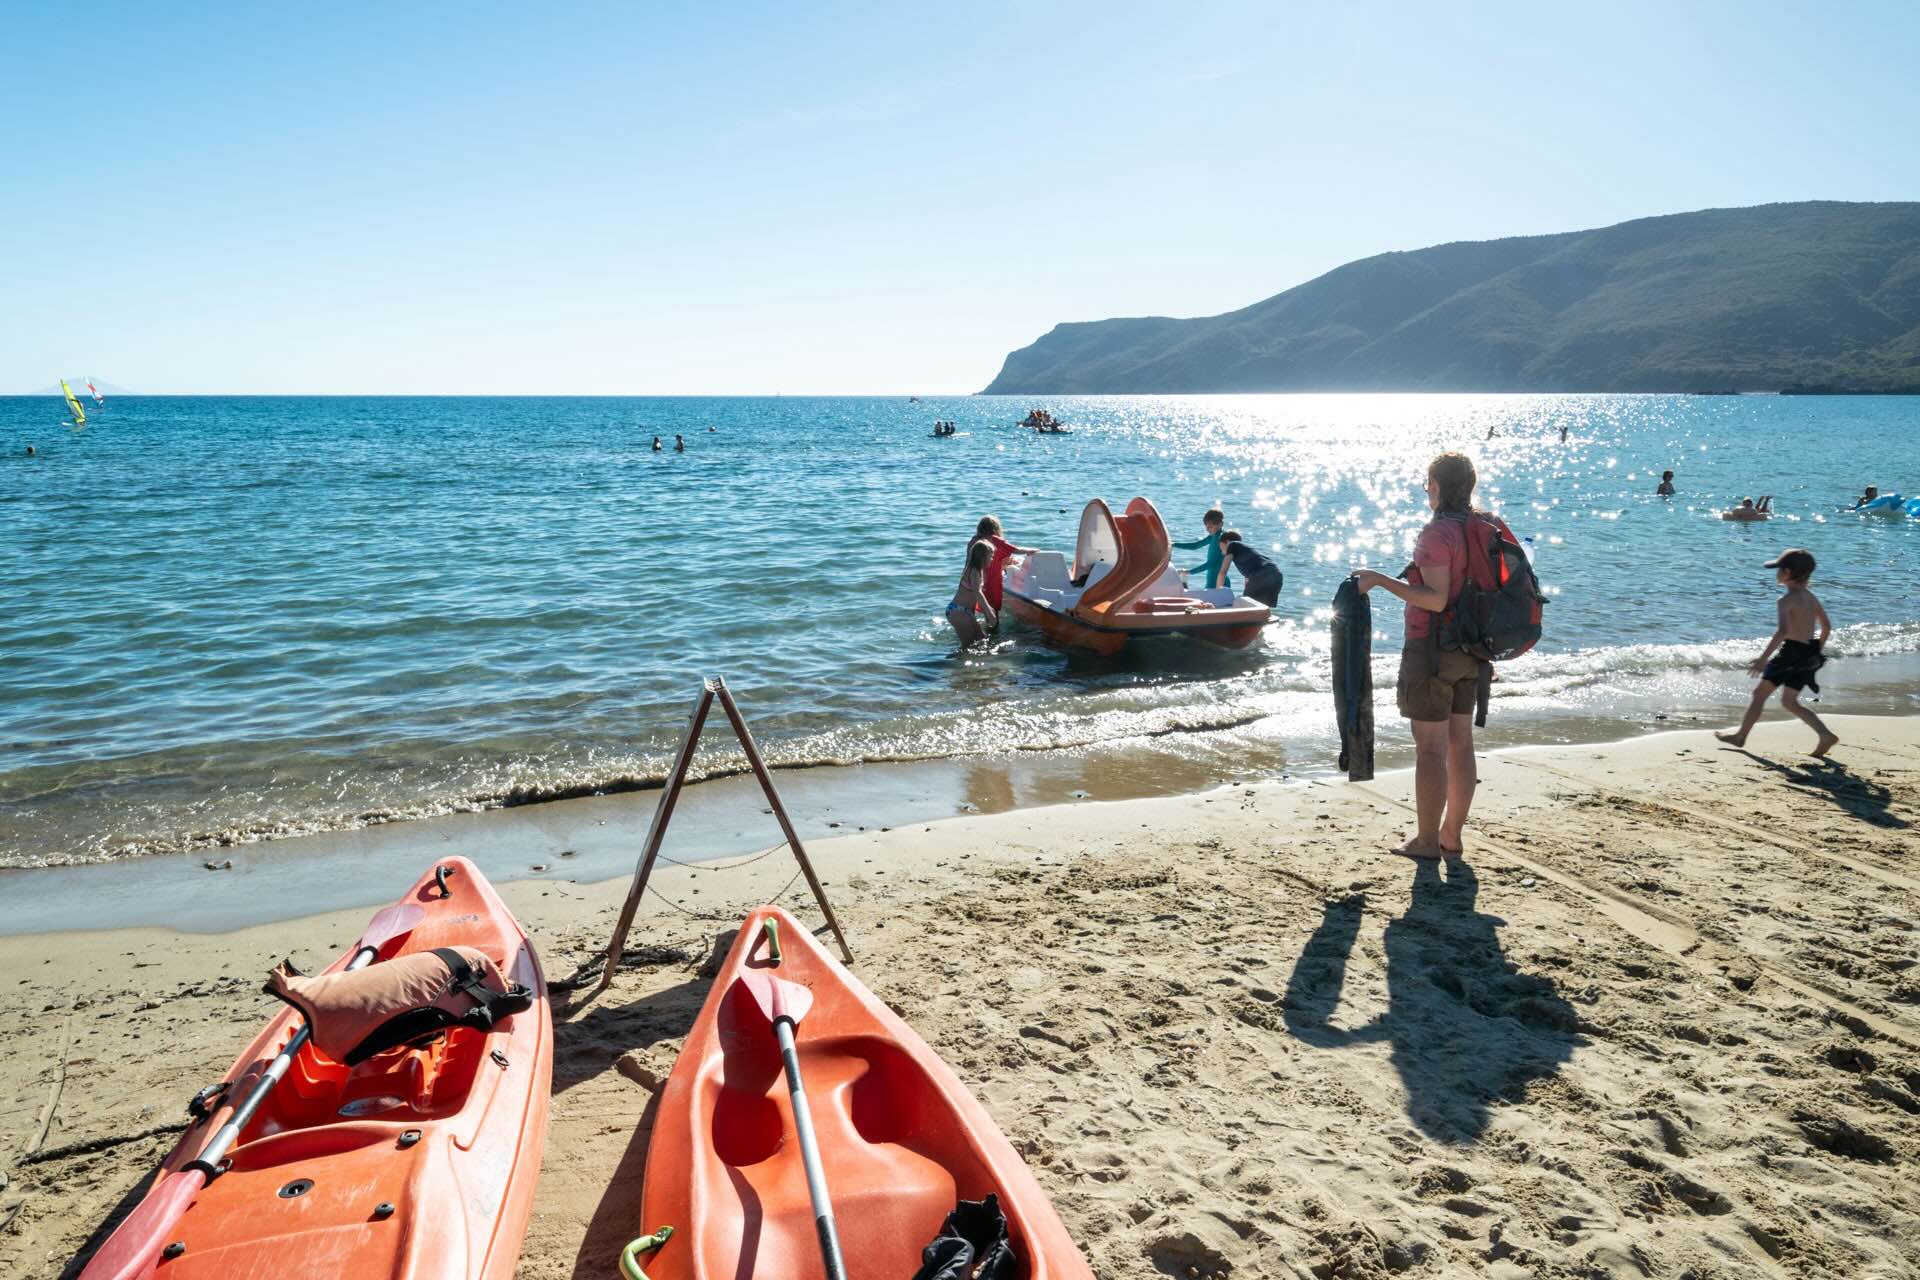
top-left (1280, 859), bottom-right (1582, 1143)
top-left (1726, 749), bottom-right (1909, 829)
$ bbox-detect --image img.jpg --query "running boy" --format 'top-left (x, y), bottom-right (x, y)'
top-left (1716, 548), bottom-right (1838, 756)
top-left (1174, 507), bottom-right (1229, 590)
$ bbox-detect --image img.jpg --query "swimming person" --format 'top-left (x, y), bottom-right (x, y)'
top-left (1174, 507), bottom-right (1228, 589)
top-left (973, 515), bottom-right (1034, 614)
top-left (1716, 549), bottom-right (1838, 756)
top-left (1350, 452), bottom-right (1482, 860)
top-left (652, 436), bottom-right (663, 451)
top-left (675, 434), bottom-right (686, 452)
top-left (945, 540), bottom-right (997, 647)
top-left (1656, 470), bottom-right (1676, 496)
top-left (1217, 531), bottom-right (1283, 606)
top-left (1722, 496), bottom-right (1770, 521)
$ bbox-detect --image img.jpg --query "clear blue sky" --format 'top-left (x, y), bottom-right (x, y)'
top-left (5, 1), bottom-right (1915, 394)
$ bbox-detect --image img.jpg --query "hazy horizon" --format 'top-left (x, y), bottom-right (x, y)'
top-left (6, 2), bottom-right (1916, 395)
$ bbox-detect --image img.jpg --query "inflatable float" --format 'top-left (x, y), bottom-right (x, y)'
top-left (1001, 497), bottom-right (1271, 655)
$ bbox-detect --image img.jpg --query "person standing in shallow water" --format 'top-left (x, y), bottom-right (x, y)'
top-left (971, 515), bottom-right (1034, 618)
top-left (1351, 452), bottom-right (1482, 859)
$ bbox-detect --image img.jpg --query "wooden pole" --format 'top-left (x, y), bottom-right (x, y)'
top-left (712, 676), bottom-right (854, 963)
top-left (596, 683), bottom-right (715, 993)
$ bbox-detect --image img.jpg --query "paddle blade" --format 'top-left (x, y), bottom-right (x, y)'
top-left (737, 971), bottom-right (813, 1028)
top-left (360, 903), bottom-right (424, 951)
top-left (79, 1168), bottom-right (206, 1280)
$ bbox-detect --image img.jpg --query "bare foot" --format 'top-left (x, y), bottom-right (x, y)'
top-left (1391, 836), bottom-right (1448, 861)
top-left (1811, 732), bottom-right (1839, 758)
top-left (1714, 730), bottom-right (1747, 746)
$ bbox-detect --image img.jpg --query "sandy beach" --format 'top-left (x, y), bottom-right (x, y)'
top-left (4, 714), bottom-right (1917, 1278)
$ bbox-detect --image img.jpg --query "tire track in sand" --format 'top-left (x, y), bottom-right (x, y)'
top-left (1508, 757), bottom-right (1920, 895)
top-left (1310, 779), bottom-right (1920, 1053)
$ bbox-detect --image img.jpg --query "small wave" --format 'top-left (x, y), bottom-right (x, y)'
top-left (7, 619), bottom-right (1916, 869)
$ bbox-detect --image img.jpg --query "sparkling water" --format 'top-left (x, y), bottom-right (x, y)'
top-left (3, 393), bottom-right (1915, 868)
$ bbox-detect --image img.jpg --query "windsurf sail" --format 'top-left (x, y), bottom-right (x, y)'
top-left (85, 379), bottom-right (104, 407)
top-left (61, 380), bottom-right (87, 426)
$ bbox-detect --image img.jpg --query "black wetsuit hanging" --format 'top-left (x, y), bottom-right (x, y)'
top-left (1331, 576), bottom-right (1374, 781)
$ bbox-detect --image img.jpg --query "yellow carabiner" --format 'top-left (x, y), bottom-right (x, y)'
top-left (620, 1226), bottom-right (674, 1280)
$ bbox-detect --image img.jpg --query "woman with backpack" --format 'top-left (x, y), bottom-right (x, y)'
top-left (1351, 452), bottom-right (1502, 860)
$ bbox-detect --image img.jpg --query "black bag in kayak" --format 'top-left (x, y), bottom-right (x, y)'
top-left (910, 1194), bottom-right (1015, 1279)
top-left (1331, 576), bottom-right (1374, 782)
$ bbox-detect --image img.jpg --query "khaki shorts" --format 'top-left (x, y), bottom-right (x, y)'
top-left (1397, 644), bottom-right (1481, 722)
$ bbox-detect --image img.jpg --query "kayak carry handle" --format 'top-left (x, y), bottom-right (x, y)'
top-left (433, 865), bottom-right (457, 899)
top-left (620, 1227), bottom-right (674, 1280)
top-left (763, 917), bottom-right (783, 966)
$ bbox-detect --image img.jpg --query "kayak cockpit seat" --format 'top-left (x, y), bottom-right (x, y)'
top-left (705, 998), bottom-right (1016, 1271)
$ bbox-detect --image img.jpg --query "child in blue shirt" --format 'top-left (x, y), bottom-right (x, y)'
top-left (1174, 507), bottom-right (1229, 589)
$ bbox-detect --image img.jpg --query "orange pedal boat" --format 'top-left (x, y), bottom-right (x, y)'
top-left (632, 906), bottom-right (1093, 1278)
top-left (1002, 496), bottom-right (1270, 655)
top-left (79, 857), bottom-right (551, 1280)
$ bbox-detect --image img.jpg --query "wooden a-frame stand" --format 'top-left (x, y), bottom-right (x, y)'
top-left (595, 676), bottom-right (852, 993)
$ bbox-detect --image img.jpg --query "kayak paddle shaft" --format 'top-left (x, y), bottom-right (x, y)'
top-left (80, 905), bottom-right (420, 1280)
top-left (188, 935), bottom-right (384, 1174)
top-left (772, 1015), bottom-right (846, 1280)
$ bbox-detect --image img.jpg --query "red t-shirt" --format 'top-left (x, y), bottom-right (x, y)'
top-left (1404, 517), bottom-right (1468, 639)
top-left (982, 535), bottom-right (1020, 611)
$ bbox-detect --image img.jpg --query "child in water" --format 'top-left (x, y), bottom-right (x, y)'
top-left (1174, 508), bottom-right (1229, 589)
top-left (1217, 530), bottom-right (1284, 606)
top-left (1716, 548), bottom-right (1838, 756)
top-left (1656, 470), bottom-right (1675, 496)
top-left (972, 516), bottom-right (1034, 615)
top-left (945, 540), bottom-right (997, 647)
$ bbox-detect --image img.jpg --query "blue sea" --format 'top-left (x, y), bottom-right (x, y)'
top-left (4, 394), bottom-right (1917, 871)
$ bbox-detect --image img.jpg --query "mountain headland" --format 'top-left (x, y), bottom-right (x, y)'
top-left (983, 201), bottom-right (1920, 394)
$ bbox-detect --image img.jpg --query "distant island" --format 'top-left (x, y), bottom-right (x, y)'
top-left (982, 201), bottom-right (1920, 394)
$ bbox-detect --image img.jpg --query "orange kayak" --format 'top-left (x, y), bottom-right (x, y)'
top-left (633, 906), bottom-right (1093, 1278)
top-left (80, 857), bottom-right (551, 1280)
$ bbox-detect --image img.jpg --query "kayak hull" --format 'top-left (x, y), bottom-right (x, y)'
top-left (80, 858), bottom-right (551, 1280)
top-left (636, 906), bottom-right (1093, 1278)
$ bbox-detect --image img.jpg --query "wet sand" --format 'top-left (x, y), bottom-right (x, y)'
top-left (4, 715), bottom-right (1918, 1277)
top-left (11, 647), bottom-right (1919, 936)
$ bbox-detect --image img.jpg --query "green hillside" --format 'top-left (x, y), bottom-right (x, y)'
top-left (982, 202), bottom-right (1920, 394)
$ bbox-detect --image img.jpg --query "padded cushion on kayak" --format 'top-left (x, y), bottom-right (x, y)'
top-left (267, 946), bottom-right (526, 1066)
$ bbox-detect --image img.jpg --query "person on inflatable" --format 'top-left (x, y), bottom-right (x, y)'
top-left (1852, 485), bottom-right (1880, 509)
top-left (1722, 495), bottom-right (1772, 521)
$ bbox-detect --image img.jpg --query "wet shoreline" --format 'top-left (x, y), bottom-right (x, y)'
top-left (9, 655), bottom-right (1916, 936)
